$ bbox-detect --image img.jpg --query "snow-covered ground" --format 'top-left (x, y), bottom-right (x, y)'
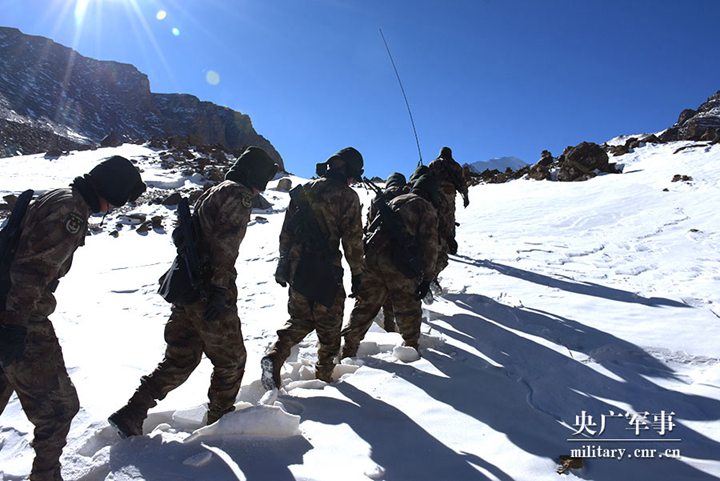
top-left (1, 140), bottom-right (719, 481)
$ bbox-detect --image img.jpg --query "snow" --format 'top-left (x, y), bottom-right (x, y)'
top-left (1, 140), bottom-right (720, 480)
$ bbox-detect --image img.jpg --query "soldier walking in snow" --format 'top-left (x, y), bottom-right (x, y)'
top-left (366, 172), bottom-right (409, 332)
top-left (0, 156), bottom-right (146, 481)
top-left (108, 147), bottom-right (278, 437)
top-left (428, 146), bottom-right (469, 280)
top-left (341, 174), bottom-right (439, 358)
top-left (261, 147), bottom-right (365, 389)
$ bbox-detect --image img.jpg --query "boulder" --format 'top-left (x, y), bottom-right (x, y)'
top-left (162, 192), bottom-right (183, 205)
top-left (252, 194), bottom-right (272, 210)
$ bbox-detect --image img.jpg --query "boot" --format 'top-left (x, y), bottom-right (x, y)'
top-left (108, 392), bottom-right (155, 438)
top-left (315, 364), bottom-right (334, 383)
top-left (341, 341), bottom-right (358, 359)
top-left (260, 355), bottom-right (282, 390)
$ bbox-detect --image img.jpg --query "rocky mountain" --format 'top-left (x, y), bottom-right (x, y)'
top-left (659, 90), bottom-right (720, 143)
top-left (466, 156), bottom-right (527, 174)
top-left (0, 27), bottom-right (283, 169)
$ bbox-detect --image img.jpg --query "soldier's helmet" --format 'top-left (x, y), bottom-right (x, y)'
top-left (410, 173), bottom-right (441, 208)
top-left (225, 146), bottom-right (279, 191)
top-left (327, 147), bottom-right (364, 181)
top-left (87, 155), bottom-right (146, 207)
top-left (439, 146), bottom-right (453, 159)
top-left (385, 172), bottom-right (407, 190)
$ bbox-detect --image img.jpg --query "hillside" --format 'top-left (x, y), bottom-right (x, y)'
top-left (0, 27), bottom-right (283, 169)
top-left (0, 139), bottom-right (719, 481)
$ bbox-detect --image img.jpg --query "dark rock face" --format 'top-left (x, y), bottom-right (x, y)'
top-left (660, 91), bottom-right (720, 143)
top-left (0, 27), bottom-right (284, 170)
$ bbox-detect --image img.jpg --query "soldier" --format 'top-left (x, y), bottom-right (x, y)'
top-left (366, 172), bottom-right (409, 333)
top-left (0, 156), bottom-right (146, 481)
top-left (341, 174), bottom-right (440, 358)
top-left (108, 147), bottom-right (278, 437)
top-left (428, 146), bottom-right (469, 279)
top-left (262, 147), bottom-right (365, 389)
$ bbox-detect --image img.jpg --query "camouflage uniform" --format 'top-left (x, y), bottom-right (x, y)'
top-left (342, 192), bottom-right (438, 355)
top-left (112, 180), bottom-right (253, 430)
top-left (365, 183), bottom-right (409, 332)
top-left (428, 150), bottom-right (468, 276)
top-left (0, 188), bottom-right (89, 481)
top-left (266, 176), bottom-right (365, 381)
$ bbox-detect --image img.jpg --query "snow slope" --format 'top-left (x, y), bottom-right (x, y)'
top-left (1, 141), bottom-right (719, 481)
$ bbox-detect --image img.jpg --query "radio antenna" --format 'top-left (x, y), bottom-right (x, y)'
top-left (379, 28), bottom-right (423, 166)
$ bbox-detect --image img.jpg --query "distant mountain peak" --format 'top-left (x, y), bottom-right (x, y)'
top-left (466, 156), bottom-right (528, 173)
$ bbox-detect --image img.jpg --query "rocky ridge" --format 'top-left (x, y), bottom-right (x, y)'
top-left (0, 27), bottom-right (283, 170)
top-left (466, 90), bottom-right (720, 185)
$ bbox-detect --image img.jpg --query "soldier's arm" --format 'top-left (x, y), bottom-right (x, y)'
top-left (204, 192), bottom-right (250, 289)
top-left (418, 204), bottom-right (439, 280)
top-left (451, 160), bottom-right (469, 196)
top-left (5, 205), bottom-right (85, 326)
top-left (340, 191), bottom-right (366, 276)
top-left (278, 198), bottom-right (296, 258)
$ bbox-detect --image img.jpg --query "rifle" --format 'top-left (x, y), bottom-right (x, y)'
top-left (158, 197), bottom-right (205, 304)
top-left (176, 197), bottom-right (203, 290)
top-left (361, 177), bottom-right (420, 279)
top-left (0, 189), bottom-right (34, 310)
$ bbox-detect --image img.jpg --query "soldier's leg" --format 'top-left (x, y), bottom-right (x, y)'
top-left (110, 305), bottom-right (202, 437)
top-left (314, 287), bottom-right (347, 381)
top-left (388, 275), bottom-right (424, 350)
top-left (261, 289), bottom-right (315, 389)
top-left (341, 270), bottom-right (387, 358)
top-left (199, 309), bottom-right (246, 425)
top-left (382, 298), bottom-right (396, 332)
top-left (4, 320), bottom-right (79, 481)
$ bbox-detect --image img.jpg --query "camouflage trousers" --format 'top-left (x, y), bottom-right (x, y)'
top-left (265, 286), bottom-right (346, 379)
top-left (131, 300), bottom-right (246, 423)
top-left (342, 268), bottom-right (422, 354)
top-left (0, 319), bottom-right (80, 481)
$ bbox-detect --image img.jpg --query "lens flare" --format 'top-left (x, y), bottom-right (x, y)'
top-left (171, 27), bottom-right (181, 36)
top-left (156, 10), bottom-right (167, 21)
top-left (206, 70), bottom-right (221, 86)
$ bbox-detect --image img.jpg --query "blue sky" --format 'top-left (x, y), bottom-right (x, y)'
top-left (2, 0), bottom-right (720, 177)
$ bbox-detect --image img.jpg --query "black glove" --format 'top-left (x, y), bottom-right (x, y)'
top-left (415, 280), bottom-right (431, 300)
top-left (349, 273), bottom-right (363, 298)
top-left (463, 194), bottom-right (470, 208)
top-left (0, 324), bottom-right (27, 365)
top-left (448, 238), bottom-right (458, 255)
top-left (204, 286), bottom-right (228, 322)
top-left (274, 256), bottom-right (289, 287)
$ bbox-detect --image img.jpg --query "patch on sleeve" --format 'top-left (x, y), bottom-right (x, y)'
top-left (65, 212), bottom-right (85, 235)
top-left (241, 192), bottom-right (253, 209)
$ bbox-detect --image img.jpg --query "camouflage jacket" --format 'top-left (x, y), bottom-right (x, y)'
top-left (429, 156), bottom-right (469, 200)
top-left (194, 180), bottom-right (254, 293)
top-left (366, 192), bottom-right (438, 280)
top-left (279, 176), bottom-right (365, 276)
top-left (3, 188), bottom-right (90, 326)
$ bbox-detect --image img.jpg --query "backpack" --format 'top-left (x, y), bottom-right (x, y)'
top-left (0, 190), bottom-right (35, 311)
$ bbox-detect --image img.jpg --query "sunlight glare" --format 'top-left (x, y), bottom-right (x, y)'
top-left (74, 0), bottom-right (90, 27)
top-left (206, 70), bottom-right (221, 86)
top-left (172, 27), bottom-right (181, 36)
top-left (156, 10), bottom-right (167, 21)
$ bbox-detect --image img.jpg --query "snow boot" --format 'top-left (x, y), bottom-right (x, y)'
top-left (341, 341), bottom-right (358, 359)
top-left (260, 355), bottom-right (282, 390)
top-left (315, 364), bottom-right (334, 383)
top-left (108, 392), bottom-right (154, 438)
top-left (108, 406), bottom-right (144, 438)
